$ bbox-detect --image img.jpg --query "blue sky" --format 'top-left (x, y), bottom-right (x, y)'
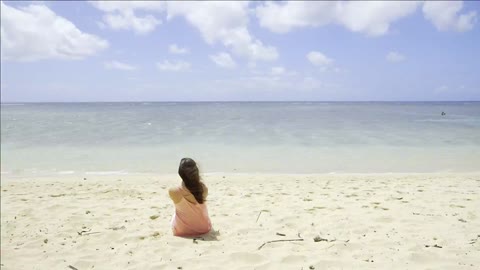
top-left (1, 1), bottom-right (479, 102)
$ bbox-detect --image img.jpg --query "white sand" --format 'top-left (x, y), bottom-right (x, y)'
top-left (1, 173), bottom-right (479, 269)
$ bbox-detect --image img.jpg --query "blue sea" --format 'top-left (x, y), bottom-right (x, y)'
top-left (1, 102), bottom-right (479, 177)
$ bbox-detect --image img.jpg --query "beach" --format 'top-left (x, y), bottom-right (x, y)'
top-left (2, 0), bottom-right (479, 268)
top-left (1, 173), bottom-right (479, 269)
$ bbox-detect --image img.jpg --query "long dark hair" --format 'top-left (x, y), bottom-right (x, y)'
top-left (178, 158), bottom-right (205, 204)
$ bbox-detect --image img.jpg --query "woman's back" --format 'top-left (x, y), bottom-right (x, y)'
top-left (171, 186), bottom-right (211, 236)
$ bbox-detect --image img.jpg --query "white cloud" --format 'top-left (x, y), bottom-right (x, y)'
top-left (386, 51), bottom-right (405, 62)
top-left (99, 12), bottom-right (160, 34)
top-left (307, 51), bottom-right (333, 66)
top-left (271, 66), bottom-right (285, 75)
top-left (270, 66), bottom-right (297, 77)
top-left (104, 60), bottom-right (137, 71)
top-left (256, 1), bottom-right (477, 36)
top-left (166, 1), bottom-right (278, 62)
top-left (423, 1), bottom-right (477, 32)
top-left (169, 44), bottom-right (189, 54)
top-left (215, 73), bottom-right (334, 93)
top-left (256, 1), bottom-right (339, 33)
top-left (256, 1), bottom-right (420, 36)
top-left (247, 66), bottom-right (294, 77)
top-left (90, 1), bottom-right (164, 34)
top-left (156, 60), bottom-right (191, 71)
top-left (336, 1), bottom-right (420, 36)
top-left (91, 1), bottom-right (164, 13)
top-left (210, 52), bottom-right (236, 69)
top-left (434, 85), bottom-right (449, 93)
top-left (1, 1), bottom-right (108, 61)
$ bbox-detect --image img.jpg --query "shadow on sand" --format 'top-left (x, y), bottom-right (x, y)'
top-left (180, 229), bottom-right (220, 242)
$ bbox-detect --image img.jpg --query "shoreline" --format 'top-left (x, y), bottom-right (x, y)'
top-left (3, 171), bottom-right (480, 181)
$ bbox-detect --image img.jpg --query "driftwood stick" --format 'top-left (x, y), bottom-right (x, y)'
top-left (256, 212), bottom-right (262, 223)
top-left (77, 229), bottom-right (91, 236)
top-left (323, 181), bottom-right (331, 189)
top-left (258, 238), bottom-right (304, 250)
top-left (425, 244), bottom-right (442, 248)
top-left (468, 234), bottom-right (480, 244)
top-left (81, 232), bottom-right (101, 236)
top-left (68, 265), bottom-right (79, 270)
top-left (256, 210), bottom-right (267, 223)
top-left (314, 236), bottom-right (336, 242)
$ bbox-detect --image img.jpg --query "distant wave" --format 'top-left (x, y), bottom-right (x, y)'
top-left (85, 170), bottom-right (129, 175)
top-left (57, 171), bottom-right (76, 175)
top-left (1, 103), bottom-right (25, 106)
top-left (415, 118), bottom-right (478, 123)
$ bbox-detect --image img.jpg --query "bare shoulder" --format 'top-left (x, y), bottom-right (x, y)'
top-left (168, 186), bottom-right (181, 194)
top-left (168, 187), bottom-right (182, 203)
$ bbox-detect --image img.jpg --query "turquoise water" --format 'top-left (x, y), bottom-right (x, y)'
top-left (1, 102), bottom-right (480, 176)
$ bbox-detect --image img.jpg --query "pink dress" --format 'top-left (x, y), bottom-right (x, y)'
top-left (171, 187), bottom-right (212, 236)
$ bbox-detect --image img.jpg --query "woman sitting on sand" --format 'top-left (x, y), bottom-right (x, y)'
top-left (169, 158), bottom-right (212, 236)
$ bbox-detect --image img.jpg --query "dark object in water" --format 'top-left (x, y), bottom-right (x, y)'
top-left (441, 112), bottom-right (446, 116)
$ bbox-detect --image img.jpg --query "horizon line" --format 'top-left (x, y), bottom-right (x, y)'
top-left (1, 100), bottom-right (479, 104)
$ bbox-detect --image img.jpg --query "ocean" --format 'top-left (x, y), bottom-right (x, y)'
top-left (1, 102), bottom-right (479, 177)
